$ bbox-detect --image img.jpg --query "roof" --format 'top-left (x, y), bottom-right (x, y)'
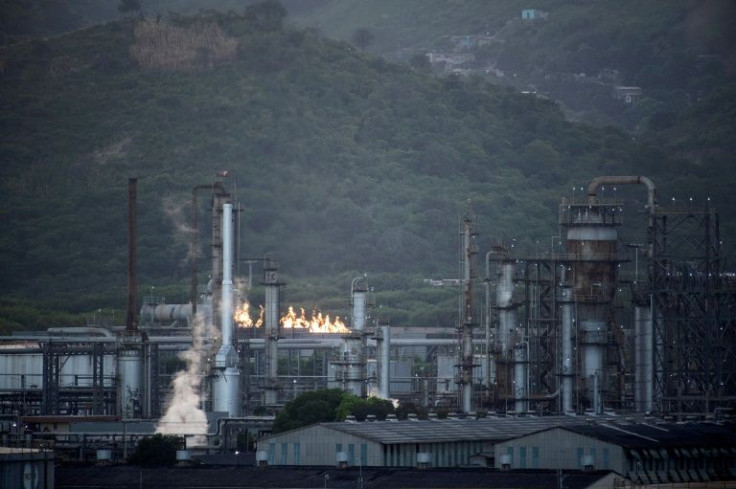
top-left (268, 416), bottom-right (585, 445)
top-left (557, 422), bottom-right (736, 450)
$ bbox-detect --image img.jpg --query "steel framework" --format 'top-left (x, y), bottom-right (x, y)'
top-left (651, 202), bottom-right (736, 415)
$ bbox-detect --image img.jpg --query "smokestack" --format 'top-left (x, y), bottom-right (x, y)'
top-left (221, 203), bottom-right (234, 346)
top-left (213, 202), bottom-right (241, 417)
top-left (119, 177), bottom-right (143, 418)
top-left (127, 177), bottom-right (138, 331)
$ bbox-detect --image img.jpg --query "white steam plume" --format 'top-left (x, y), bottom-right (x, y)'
top-left (156, 314), bottom-right (209, 444)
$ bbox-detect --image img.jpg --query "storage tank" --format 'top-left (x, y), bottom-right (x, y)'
top-left (0, 448), bottom-right (54, 489)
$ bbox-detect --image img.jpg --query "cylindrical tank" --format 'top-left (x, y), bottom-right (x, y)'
top-left (580, 320), bottom-right (606, 412)
top-left (351, 283), bottom-right (367, 332)
top-left (0, 448), bottom-right (54, 489)
top-left (213, 367), bottom-right (241, 417)
top-left (342, 336), bottom-right (365, 397)
top-left (139, 303), bottom-right (197, 324)
top-left (118, 347), bottom-right (142, 418)
top-left (566, 208), bottom-right (618, 302)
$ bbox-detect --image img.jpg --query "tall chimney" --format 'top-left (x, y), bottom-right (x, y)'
top-left (126, 177), bottom-right (138, 331)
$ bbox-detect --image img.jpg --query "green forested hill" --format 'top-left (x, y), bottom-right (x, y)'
top-left (0, 3), bottom-right (731, 329)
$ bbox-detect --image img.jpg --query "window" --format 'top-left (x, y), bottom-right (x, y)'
top-left (602, 448), bottom-right (609, 469)
top-left (294, 443), bottom-right (301, 465)
top-left (360, 444), bottom-right (368, 467)
top-left (577, 447), bottom-right (584, 469)
top-left (519, 447), bottom-right (527, 469)
top-left (348, 444), bottom-right (355, 466)
top-left (532, 447), bottom-right (539, 469)
top-left (281, 443), bottom-right (288, 464)
top-left (268, 443), bottom-right (275, 465)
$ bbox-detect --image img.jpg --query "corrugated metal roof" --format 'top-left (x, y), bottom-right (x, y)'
top-left (559, 422), bottom-right (736, 449)
top-left (310, 416), bottom-right (585, 445)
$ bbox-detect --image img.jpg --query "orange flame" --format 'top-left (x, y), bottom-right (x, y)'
top-left (234, 302), bottom-right (263, 328)
top-left (280, 306), bottom-right (350, 334)
top-left (234, 304), bottom-right (349, 334)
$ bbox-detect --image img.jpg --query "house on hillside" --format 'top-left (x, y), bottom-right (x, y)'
top-left (426, 52), bottom-right (475, 72)
top-left (449, 35), bottom-right (499, 51)
top-left (613, 86), bottom-right (643, 105)
top-left (521, 9), bottom-right (549, 21)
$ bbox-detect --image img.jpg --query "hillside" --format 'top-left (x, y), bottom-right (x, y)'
top-left (0, 3), bottom-right (731, 329)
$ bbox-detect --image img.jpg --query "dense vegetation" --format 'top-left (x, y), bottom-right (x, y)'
top-left (0, 1), bottom-right (734, 330)
top-left (130, 433), bottom-right (185, 466)
top-left (271, 388), bottom-right (423, 433)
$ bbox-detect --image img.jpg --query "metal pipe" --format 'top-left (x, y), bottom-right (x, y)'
top-left (47, 327), bottom-right (114, 337)
top-left (586, 175), bottom-right (656, 210)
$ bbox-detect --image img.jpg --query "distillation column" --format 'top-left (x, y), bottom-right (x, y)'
top-left (342, 278), bottom-right (368, 397)
top-left (263, 260), bottom-right (281, 407)
top-left (212, 202), bottom-right (241, 417)
top-left (458, 218), bottom-right (477, 414)
top-left (376, 325), bottom-right (391, 400)
top-left (563, 195), bottom-right (619, 414)
top-left (559, 280), bottom-right (575, 414)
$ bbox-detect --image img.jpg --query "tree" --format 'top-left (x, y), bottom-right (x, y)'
top-left (244, 0), bottom-right (287, 31)
top-left (271, 388), bottom-right (345, 433)
top-left (351, 28), bottom-right (374, 51)
top-left (130, 434), bottom-right (184, 466)
top-left (118, 0), bottom-right (142, 15)
top-left (409, 53), bottom-right (431, 71)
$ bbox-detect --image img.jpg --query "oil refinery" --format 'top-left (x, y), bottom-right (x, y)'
top-left (1, 174), bottom-right (735, 473)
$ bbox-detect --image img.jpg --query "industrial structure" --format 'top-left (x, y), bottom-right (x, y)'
top-left (257, 416), bottom-right (736, 483)
top-left (1, 175), bottom-right (735, 476)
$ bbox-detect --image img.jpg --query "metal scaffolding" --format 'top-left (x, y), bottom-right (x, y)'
top-left (651, 202), bottom-right (736, 416)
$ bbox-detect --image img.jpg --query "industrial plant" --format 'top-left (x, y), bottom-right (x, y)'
top-left (2, 174), bottom-right (735, 486)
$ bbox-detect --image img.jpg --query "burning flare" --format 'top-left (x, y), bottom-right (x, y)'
top-left (235, 302), bottom-right (263, 328)
top-left (235, 303), bottom-right (349, 334)
top-left (280, 306), bottom-right (350, 334)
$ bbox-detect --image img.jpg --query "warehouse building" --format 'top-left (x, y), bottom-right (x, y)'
top-left (257, 416), bottom-right (587, 468)
top-left (494, 422), bottom-right (736, 484)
